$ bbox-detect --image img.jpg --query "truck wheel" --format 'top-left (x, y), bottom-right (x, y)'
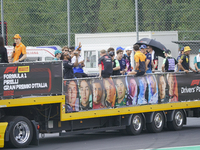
top-left (8, 116), bottom-right (33, 148)
top-left (146, 112), bottom-right (164, 133)
top-left (167, 110), bottom-right (184, 131)
top-left (126, 114), bottom-right (143, 135)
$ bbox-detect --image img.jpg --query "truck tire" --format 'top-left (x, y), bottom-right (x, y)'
top-left (167, 110), bottom-right (184, 131)
top-left (8, 116), bottom-right (33, 148)
top-left (146, 112), bottom-right (164, 133)
top-left (126, 114), bottom-right (143, 135)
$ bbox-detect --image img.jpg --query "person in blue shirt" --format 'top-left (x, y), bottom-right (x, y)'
top-left (116, 47), bottom-right (127, 75)
top-left (140, 45), bottom-right (154, 73)
top-left (54, 50), bottom-right (62, 61)
top-left (71, 44), bottom-right (88, 78)
top-left (177, 47), bottom-right (184, 61)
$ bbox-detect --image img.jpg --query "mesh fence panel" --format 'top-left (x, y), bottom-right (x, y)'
top-left (1, 0), bottom-right (200, 51)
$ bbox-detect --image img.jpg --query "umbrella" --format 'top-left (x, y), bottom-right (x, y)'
top-left (135, 38), bottom-right (167, 57)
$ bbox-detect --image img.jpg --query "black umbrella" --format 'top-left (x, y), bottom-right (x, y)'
top-left (135, 38), bottom-right (167, 57)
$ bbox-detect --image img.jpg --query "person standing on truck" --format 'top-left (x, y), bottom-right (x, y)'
top-left (98, 49), bottom-right (113, 78)
top-left (147, 45), bottom-right (158, 70)
top-left (162, 49), bottom-right (178, 72)
top-left (71, 45), bottom-right (88, 78)
top-left (0, 36), bottom-right (8, 63)
top-left (177, 47), bottom-right (184, 62)
top-left (194, 49), bottom-right (200, 73)
top-left (128, 44), bottom-right (146, 76)
top-left (109, 51), bottom-right (121, 76)
top-left (116, 49), bottom-right (127, 75)
top-left (123, 46), bottom-right (132, 73)
top-left (177, 47), bottom-right (184, 71)
top-left (141, 44), bottom-right (155, 73)
top-left (62, 46), bottom-right (69, 53)
top-left (11, 34), bottom-right (27, 63)
top-left (178, 46), bottom-right (196, 73)
top-left (107, 47), bottom-right (115, 53)
top-left (53, 50), bottom-right (62, 60)
top-left (61, 51), bottom-right (79, 79)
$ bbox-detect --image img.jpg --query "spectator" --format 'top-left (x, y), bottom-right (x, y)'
top-left (0, 36), bottom-right (8, 63)
top-left (62, 51), bottom-right (79, 79)
top-left (109, 51), bottom-right (121, 76)
top-left (128, 44), bottom-right (146, 76)
top-left (147, 45), bottom-right (158, 70)
top-left (194, 49), bottom-right (200, 73)
top-left (98, 49), bottom-right (113, 78)
top-left (11, 34), bottom-right (27, 63)
top-left (141, 44), bottom-right (154, 73)
top-left (123, 46), bottom-right (133, 73)
top-left (107, 47), bottom-right (115, 53)
top-left (178, 46), bottom-right (196, 73)
top-left (62, 46), bottom-right (69, 53)
top-left (53, 50), bottom-right (62, 61)
top-left (116, 49), bottom-right (127, 75)
top-left (71, 44), bottom-right (88, 78)
top-left (162, 49), bottom-right (178, 72)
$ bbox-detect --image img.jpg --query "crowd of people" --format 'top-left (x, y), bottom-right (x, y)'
top-left (0, 34), bottom-right (200, 79)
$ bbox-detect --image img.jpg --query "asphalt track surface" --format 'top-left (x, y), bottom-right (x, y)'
top-left (4, 117), bottom-right (200, 150)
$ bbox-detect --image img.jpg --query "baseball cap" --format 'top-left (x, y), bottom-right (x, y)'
top-left (13, 34), bottom-right (21, 39)
top-left (54, 50), bottom-right (62, 55)
top-left (109, 51), bottom-right (115, 57)
top-left (116, 46), bottom-right (125, 51)
top-left (163, 49), bottom-right (171, 54)
top-left (184, 46), bottom-right (191, 52)
top-left (180, 47), bottom-right (184, 51)
top-left (140, 44), bottom-right (147, 49)
top-left (125, 46), bottom-right (132, 51)
top-left (75, 46), bottom-right (81, 51)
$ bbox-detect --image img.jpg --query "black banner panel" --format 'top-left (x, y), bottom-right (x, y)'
top-left (0, 61), bottom-right (62, 99)
top-left (64, 73), bottom-right (200, 113)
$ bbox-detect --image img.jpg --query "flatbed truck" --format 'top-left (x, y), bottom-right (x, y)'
top-left (0, 61), bottom-right (200, 148)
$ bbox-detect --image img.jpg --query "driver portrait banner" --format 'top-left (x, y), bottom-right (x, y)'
top-left (0, 61), bottom-right (62, 99)
top-left (64, 73), bottom-right (200, 113)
